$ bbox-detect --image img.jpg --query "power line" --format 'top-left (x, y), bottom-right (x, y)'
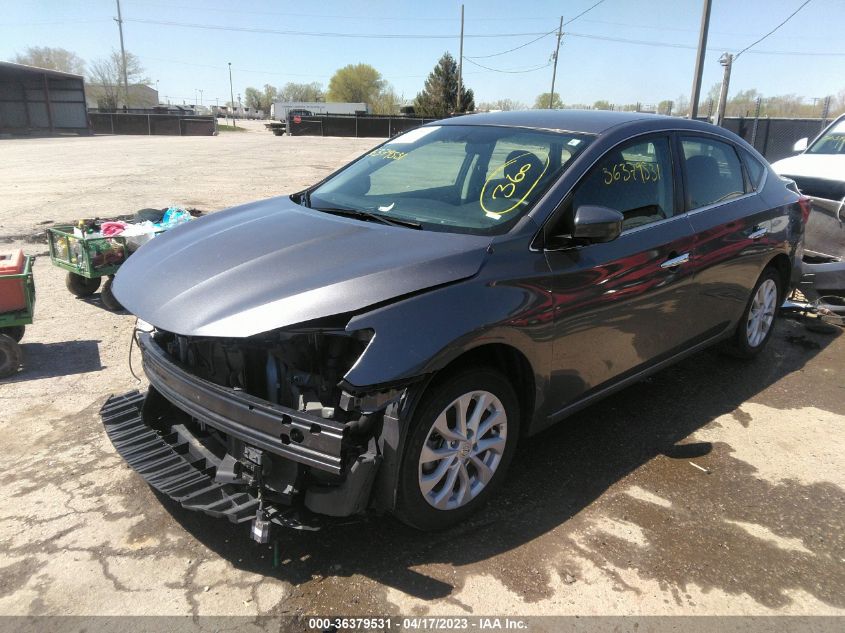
top-left (465, 30), bottom-right (557, 59)
top-left (122, 1), bottom-right (602, 22)
top-left (466, 1), bottom-right (608, 61)
top-left (462, 57), bottom-right (552, 74)
top-left (562, 0), bottom-right (608, 27)
top-left (734, 0), bottom-right (813, 59)
top-left (122, 17), bottom-right (549, 39)
top-left (564, 30), bottom-right (844, 56)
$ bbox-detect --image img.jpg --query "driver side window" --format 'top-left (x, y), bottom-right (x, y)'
top-left (572, 136), bottom-right (675, 231)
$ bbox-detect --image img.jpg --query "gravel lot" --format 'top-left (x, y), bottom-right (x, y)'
top-left (0, 126), bottom-right (842, 619)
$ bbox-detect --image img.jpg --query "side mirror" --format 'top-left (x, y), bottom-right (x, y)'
top-left (792, 137), bottom-right (808, 153)
top-left (573, 205), bottom-right (624, 243)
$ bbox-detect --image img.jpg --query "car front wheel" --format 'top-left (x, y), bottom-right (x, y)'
top-left (395, 369), bottom-right (519, 530)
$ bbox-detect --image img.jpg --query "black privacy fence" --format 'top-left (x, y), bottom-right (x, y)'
top-left (287, 113), bottom-right (439, 138)
top-left (720, 117), bottom-right (831, 162)
top-left (287, 112), bottom-right (833, 161)
top-left (89, 113), bottom-right (217, 136)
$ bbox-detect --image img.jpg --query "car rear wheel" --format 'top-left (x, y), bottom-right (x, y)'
top-left (395, 369), bottom-right (519, 530)
top-left (723, 267), bottom-right (782, 358)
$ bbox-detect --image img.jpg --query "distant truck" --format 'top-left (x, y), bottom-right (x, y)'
top-left (270, 101), bottom-right (368, 121)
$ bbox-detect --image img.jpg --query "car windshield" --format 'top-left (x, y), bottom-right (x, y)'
top-left (807, 119), bottom-right (845, 155)
top-left (307, 124), bottom-right (592, 234)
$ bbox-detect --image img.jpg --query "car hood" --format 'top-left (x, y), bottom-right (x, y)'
top-left (771, 154), bottom-right (845, 182)
top-left (113, 197), bottom-right (490, 337)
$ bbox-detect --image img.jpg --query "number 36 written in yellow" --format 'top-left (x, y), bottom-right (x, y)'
top-left (480, 153), bottom-right (550, 216)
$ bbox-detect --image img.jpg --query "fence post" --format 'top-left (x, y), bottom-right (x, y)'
top-left (750, 97), bottom-right (761, 147)
top-left (147, 114), bottom-right (151, 135)
top-left (110, 114), bottom-right (114, 135)
top-left (820, 96), bottom-right (831, 131)
top-left (355, 115), bottom-right (358, 138)
top-left (761, 118), bottom-right (771, 157)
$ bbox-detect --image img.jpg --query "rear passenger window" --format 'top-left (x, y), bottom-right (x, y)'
top-left (741, 148), bottom-right (766, 190)
top-left (681, 137), bottom-right (746, 209)
top-left (572, 136), bottom-right (675, 231)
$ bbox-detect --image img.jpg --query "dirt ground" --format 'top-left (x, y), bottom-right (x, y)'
top-left (0, 127), bottom-right (842, 619)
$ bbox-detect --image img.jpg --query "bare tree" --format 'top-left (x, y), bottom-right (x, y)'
top-left (477, 99), bottom-right (527, 112)
top-left (88, 50), bottom-right (149, 110)
top-left (14, 46), bottom-right (85, 75)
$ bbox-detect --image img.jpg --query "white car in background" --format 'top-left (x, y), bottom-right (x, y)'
top-left (772, 114), bottom-right (845, 308)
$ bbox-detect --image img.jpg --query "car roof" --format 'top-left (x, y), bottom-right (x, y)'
top-left (436, 109), bottom-right (717, 136)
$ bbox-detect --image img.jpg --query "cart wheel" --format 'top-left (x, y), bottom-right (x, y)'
top-left (0, 325), bottom-right (25, 342)
top-left (66, 272), bottom-right (101, 297)
top-left (100, 276), bottom-right (123, 311)
top-left (0, 334), bottom-right (22, 379)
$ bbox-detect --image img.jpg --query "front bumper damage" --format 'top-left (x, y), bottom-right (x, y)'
top-left (101, 331), bottom-right (397, 535)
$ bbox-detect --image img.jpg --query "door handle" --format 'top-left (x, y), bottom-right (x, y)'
top-left (748, 226), bottom-right (768, 240)
top-left (660, 252), bottom-right (690, 269)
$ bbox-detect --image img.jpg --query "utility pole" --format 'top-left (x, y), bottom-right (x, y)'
top-left (714, 52), bottom-right (733, 126)
top-left (820, 95), bottom-right (831, 129)
top-left (198, 89), bottom-right (203, 106)
top-left (228, 62), bottom-right (236, 127)
top-left (456, 4), bottom-right (464, 113)
top-left (114, 0), bottom-right (130, 107)
top-left (688, 0), bottom-right (712, 119)
top-left (548, 16), bottom-right (563, 109)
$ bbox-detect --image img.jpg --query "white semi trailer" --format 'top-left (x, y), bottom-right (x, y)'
top-left (270, 101), bottom-right (368, 121)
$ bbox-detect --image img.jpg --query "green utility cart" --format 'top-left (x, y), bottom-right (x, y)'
top-left (0, 255), bottom-right (35, 378)
top-left (46, 226), bottom-right (127, 311)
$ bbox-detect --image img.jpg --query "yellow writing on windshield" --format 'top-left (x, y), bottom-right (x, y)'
top-left (480, 153), bottom-right (550, 216)
top-left (369, 148), bottom-right (407, 161)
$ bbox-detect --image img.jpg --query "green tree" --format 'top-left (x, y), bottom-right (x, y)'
top-left (533, 92), bottom-right (563, 109)
top-left (327, 64), bottom-right (385, 104)
top-left (278, 81), bottom-right (325, 102)
top-left (14, 46), bottom-right (85, 75)
top-left (593, 100), bottom-right (613, 110)
top-left (414, 52), bottom-right (474, 117)
top-left (371, 86), bottom-right (402, 115)
top-left (244, 87), bottom-right (262, 111)
top-left (244, 84), bottom-right (278, 113)
top-left (657, 99), bottom-right (674, 115)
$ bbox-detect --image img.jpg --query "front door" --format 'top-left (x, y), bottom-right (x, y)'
top-left (543, 134), bottom-right (698, 415)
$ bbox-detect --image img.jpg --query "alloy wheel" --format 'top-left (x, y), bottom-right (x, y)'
top-left (418, 390), bottom-right (508, 511)
top-left (746, 278), bottom-right (778, 347)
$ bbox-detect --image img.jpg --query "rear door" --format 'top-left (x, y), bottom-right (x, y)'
top-left (680, 134), bottom-right (779, 337)
top-left (544, 134), bottom-right (699, 414)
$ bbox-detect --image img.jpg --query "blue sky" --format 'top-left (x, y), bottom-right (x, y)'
top-left (1, 0), bottom-right (843, 108)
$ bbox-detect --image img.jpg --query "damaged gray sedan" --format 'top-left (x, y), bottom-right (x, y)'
top-left (103, 110), bottom-right (806, 539)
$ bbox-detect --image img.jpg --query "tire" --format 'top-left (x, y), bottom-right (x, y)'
top-left (722, 267), bottom-right (782, 358)
top-left (0, 325), bottom-right (25, 342)
top-left (0, 334), bottom-right (22, 379)
top-left (66, 272), bottom-right (101, 297)
top-left (395, 368), bottom-right (520, 530)
top-left (100, 276), bottom-right (123, 311)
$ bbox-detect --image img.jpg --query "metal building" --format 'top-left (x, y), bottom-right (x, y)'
top-left (0, 61), bottom-right (91, 136)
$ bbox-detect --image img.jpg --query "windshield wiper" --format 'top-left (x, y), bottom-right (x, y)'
top-left (313, 206), bottom-right (423, 230)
